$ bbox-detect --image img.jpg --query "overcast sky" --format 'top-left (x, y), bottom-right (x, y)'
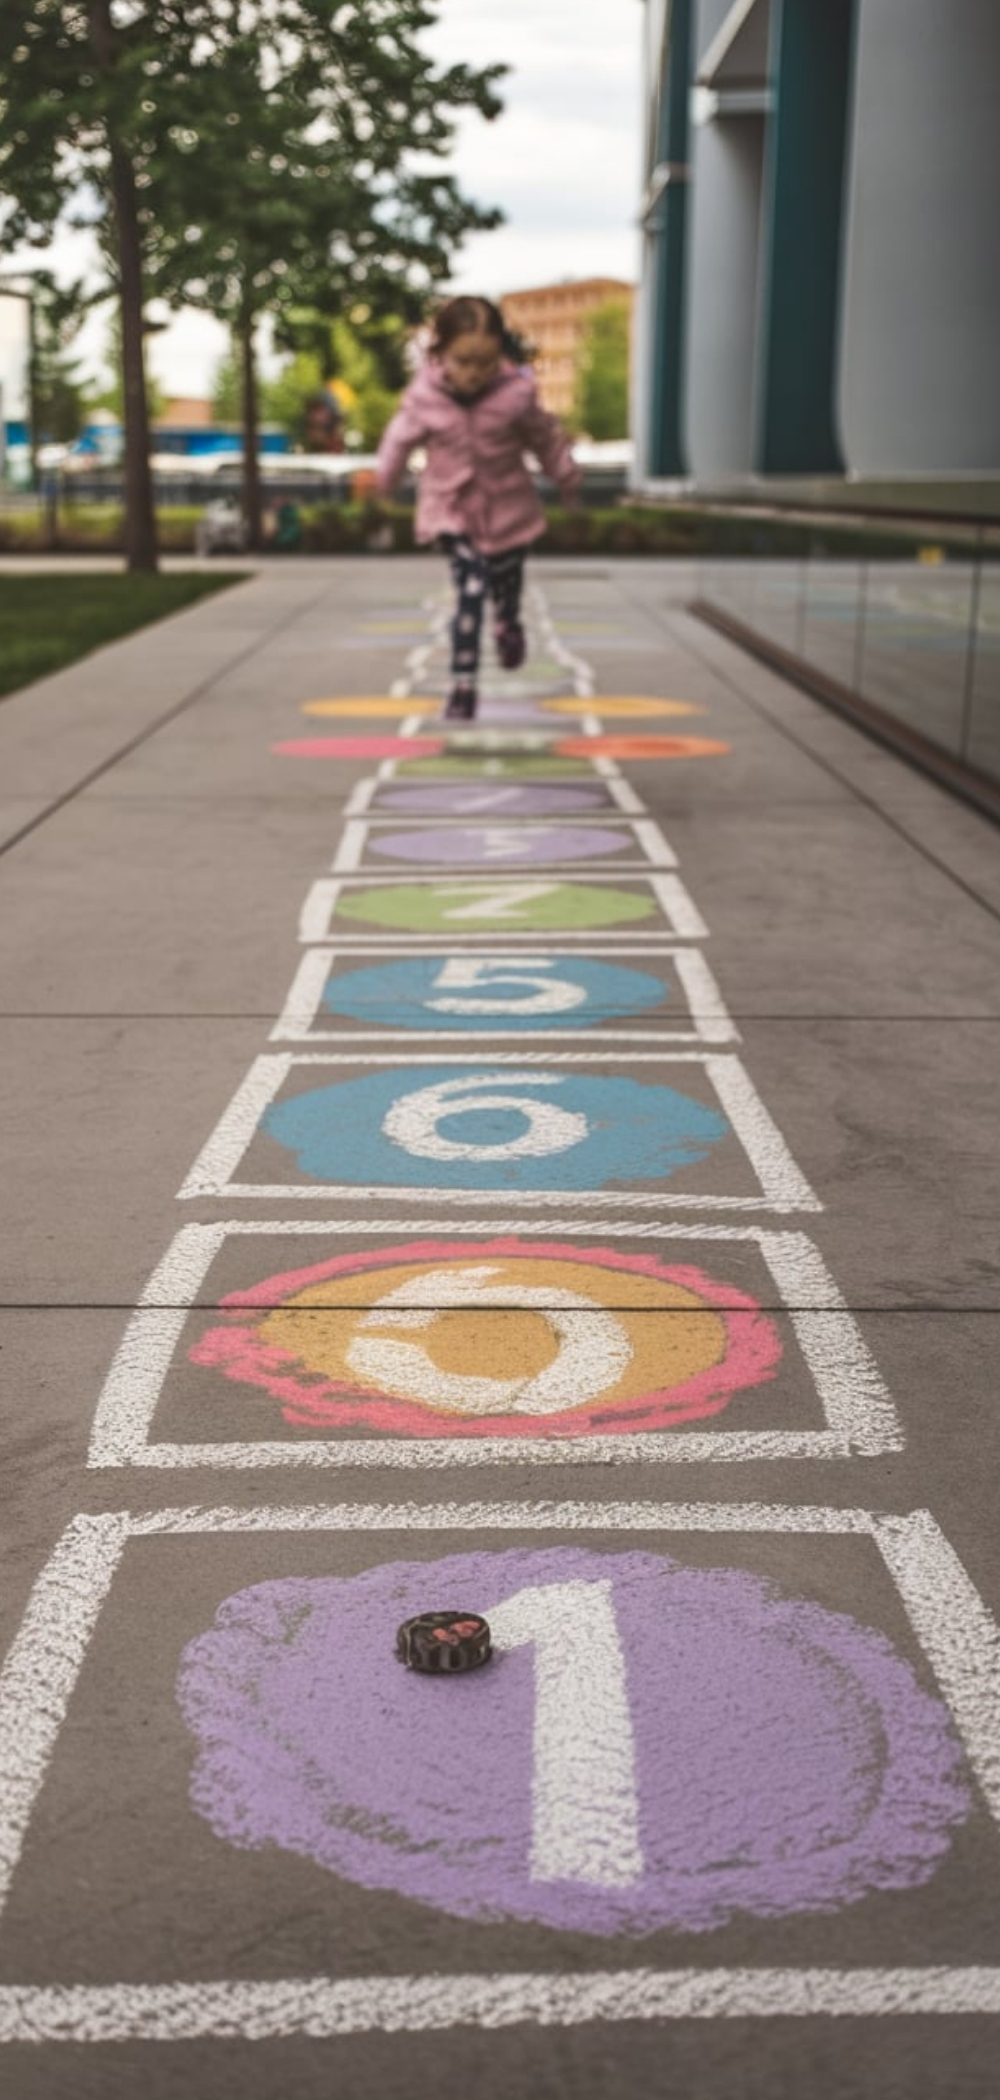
top-left (6, 0), bottom-right (643, 398)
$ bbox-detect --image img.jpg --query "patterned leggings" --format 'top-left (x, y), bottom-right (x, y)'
top-left (440, 535), bottom-right (527, 688)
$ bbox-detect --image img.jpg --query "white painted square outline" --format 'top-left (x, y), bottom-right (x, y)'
top-left (1, 1498), bottom-right (999, 2039)
top-left (330, 815), bottom-right (678, 876)
top-left (176, 1050), bottom-right (820, 1212)
top-left (298, 872), bottom-right (709, 945)
top-left (344, 772), bottom-right (647, 818)
top-left (270, 944), bottom-right (738, 1046)
top-left (87, 1218), bottom-right (899, 1469)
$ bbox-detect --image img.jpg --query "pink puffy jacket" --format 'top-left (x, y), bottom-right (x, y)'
top-left (375, 359), bottom-right (579, 555)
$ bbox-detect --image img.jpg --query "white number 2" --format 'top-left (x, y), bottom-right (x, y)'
top-left (489, 1581), bottom-right (644, 1889)
top-left (427, 957), bottom-right (587, 1018)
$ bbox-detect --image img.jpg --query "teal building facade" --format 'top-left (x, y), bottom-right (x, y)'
top-left (634, 0), bottom-right (1000, 487)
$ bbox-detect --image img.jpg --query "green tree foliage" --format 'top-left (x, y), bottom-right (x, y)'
top-left (574, 298), bottom-right (632, 442)
top-left (87, 311), bottom-right (166, 425)
top-left (31, 273), bottom-right (91, 445)
top-left (0, 3), bottom-right (505, 560)
top-left (213, 311), bottom-right (406, 451)
top-left (138, 3), bottom-right (507, 544)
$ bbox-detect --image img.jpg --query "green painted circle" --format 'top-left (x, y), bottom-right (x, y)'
top-left (395, 755), bottom-right (592, 779)
top-left (334, 881), bottom-right (660, 934)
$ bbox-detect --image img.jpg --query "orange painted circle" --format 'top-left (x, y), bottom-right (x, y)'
top-left (303, 698), bottom-right (434, 718)
top-left (543, 697), bottom-right (703, 718)
top-left (556, 733), bottom-right (730, 760)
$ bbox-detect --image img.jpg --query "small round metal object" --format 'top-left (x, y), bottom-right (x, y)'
top-left (396, 1611), bottom-right (492, 1675)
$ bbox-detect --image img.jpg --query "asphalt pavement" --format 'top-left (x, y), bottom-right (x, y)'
top-left (1, 553), bottom-right (999, 2099)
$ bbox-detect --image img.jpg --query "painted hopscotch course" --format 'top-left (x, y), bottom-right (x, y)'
top-left (2, 577), bottom-right (1000, 2048)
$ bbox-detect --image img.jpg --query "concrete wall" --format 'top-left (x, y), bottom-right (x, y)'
top-left (838, 0), bottom-right (1000, 473)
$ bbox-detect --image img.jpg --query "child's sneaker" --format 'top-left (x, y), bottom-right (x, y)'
top-left (444, 685), bottom-right (477, 721)
top-left (495, 621), bottom-right (526, 671)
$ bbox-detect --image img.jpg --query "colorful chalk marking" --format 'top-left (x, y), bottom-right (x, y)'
top-left (373, 782), bottom-right (615, 817)
top-left (189, 1240), bottom-right (781, 1437)
top-left (274, 736), bottom-right (444, 761)
top-left (366, 824), bottom-right (636, 867)
top-left (179, 1546), bottom-right (970, 1935)
top-left (542, 697), bottom-right (703, 718)
top-left (273, 734), bottom-right (729, 763)
top-left (302, 697), bottom-right (437, 718)
top-left (557, 734), bottom-right (730, 761)
top-left (332, 881), bottom-right (662, 934)
top-left (319, 955), bottom-right (668, 1031)
top-left (396, 754), bottom-right (592, 779)
top-left (261, 1066), bottom-right (728, 1191)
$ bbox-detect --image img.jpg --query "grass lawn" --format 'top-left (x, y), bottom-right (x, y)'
top-left (0, 571), bottom-right (248, 702)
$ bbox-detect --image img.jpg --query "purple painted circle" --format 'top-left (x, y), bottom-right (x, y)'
top-left (375, 783), bottom-right (612, 818)
top-left (178, 1547), bottom-right (969, 1937)
top-left (369, 825), bottom-right (632, 865)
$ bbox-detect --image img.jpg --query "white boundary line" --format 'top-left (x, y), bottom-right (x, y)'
top-left (1, 1502), bottom-right (999, 2036)
top-left (3, 1968), bottom-right (1000, 2038)
top-left (176, 1051), bottom-right (821, 1211)
top-left (269, 944), bottom-right (738, 1046)
top-left (86, 1221), bottom-right (899, 1468)
top-left (297, 873), bottom-right (710, 944)
top-left (529, 581), bottom-right (595, 698)
top-left (329, 816), bottom-right (678, 875)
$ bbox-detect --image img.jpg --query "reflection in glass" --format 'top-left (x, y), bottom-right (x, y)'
top-left (801, 562), bottom-right (863, 690)
top-left (747, 559), bottom-right (803, 655)
top-left (856, 556), bottom-right (977, 759)
top-left (965, 529), bottom-right (1000, 786)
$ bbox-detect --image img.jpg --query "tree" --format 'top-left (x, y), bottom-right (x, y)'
top-left (0, 4), bottom-right (214, 568)
top-left (35, 326), bottom-right (87, 446)
top-left (22, 272), bottom-right (91, 448)
top-left (267, 310), bottom-right (410, 450)
top-left (87, 311), bottom-right (166, 426)
top-left (575, 298), bottom-right (632, 442)
top-left (142, 4), bottom-right (506, 547)
top-left (0, 3), bottom-right (504, 564)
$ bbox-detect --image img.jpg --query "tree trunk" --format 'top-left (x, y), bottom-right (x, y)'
top-left (239, 307), bottom-right (263, 553)
top-left (87, 0), bottom-right (157, 573)
top-left (112, 148), bottom-right (158, 572)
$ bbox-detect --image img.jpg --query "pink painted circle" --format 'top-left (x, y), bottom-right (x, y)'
top-left (188, 1238), bottom-right (783, 1439)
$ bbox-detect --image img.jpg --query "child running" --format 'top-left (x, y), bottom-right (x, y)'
top-left (375, 296), bottom-right (580, 720)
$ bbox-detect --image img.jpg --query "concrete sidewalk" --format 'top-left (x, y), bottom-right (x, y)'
top-left (0, 555), bottom-right (998, 2099)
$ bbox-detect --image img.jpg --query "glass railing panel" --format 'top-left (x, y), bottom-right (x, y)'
top-left (743, 558), bottom-right (803, 654)
top-left (964, 527), bottom-right (1000, 787)
top-left (856, 555), bottom-right (978, 758)
top-left (800, 559), bottom-right (863, 689)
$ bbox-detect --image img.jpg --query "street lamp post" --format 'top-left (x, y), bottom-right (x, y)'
top-left (0, 278), bottom-right (39, 494)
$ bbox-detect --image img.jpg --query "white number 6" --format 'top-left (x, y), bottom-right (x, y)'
top-left (382, 1072), bottom-right (588, 1162)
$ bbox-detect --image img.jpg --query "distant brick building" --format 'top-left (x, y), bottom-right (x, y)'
top-left (155, 397), bottom-right (214, 429)
top-left (501, 278), bottom-right (635, 418)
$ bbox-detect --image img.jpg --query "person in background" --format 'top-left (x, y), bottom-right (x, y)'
top-left (375, 295), bottom-right (579, 720)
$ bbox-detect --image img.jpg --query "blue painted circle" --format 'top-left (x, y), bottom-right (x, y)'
top-left (262, 1066), bottom-right (729, 1190)
top-left (321, 956), bottom-right (669, 1032)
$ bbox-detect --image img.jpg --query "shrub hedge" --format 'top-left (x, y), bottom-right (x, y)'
top-left (0, 497), bottom-right (971, 563)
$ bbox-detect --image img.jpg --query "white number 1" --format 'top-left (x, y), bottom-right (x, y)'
top-left (488, 1580), bottom-right (644, 1889)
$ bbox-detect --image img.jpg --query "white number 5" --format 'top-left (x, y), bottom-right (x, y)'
top-left (427, 957), bottom-right (587, 1018)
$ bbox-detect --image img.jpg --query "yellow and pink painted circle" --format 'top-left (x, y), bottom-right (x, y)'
top-left (190, 1239), bottom-right (781, 1439)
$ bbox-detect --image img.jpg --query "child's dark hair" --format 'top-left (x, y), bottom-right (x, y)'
top-left (429, 296), bottom-right (506, 356)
